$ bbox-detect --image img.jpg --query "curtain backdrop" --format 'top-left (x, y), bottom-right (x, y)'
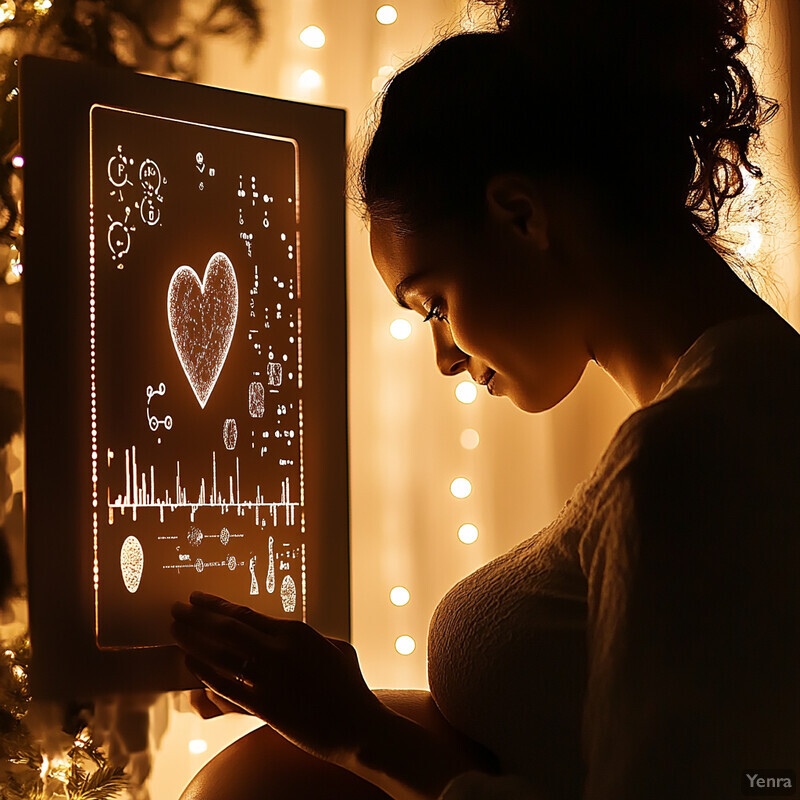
top-left (195, 0), bottom-right (800, 689)
top-left (197, 0), bottom-right (634, 693)
top-left (146, 0), bottom-right (799, 792)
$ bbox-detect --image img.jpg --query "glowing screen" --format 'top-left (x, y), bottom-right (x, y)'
top-left (89, 106), bottom-right (304, 648)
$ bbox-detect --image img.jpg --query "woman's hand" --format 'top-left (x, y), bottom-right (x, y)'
top-left (187, 687), bottom-right (248, 719)
top-left (171, 591), bottom-right (385, 763)
top-left (171, 592), bottom-right (496, 799)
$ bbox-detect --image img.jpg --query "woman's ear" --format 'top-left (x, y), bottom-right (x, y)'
top-left (485, 174), bottom-right (549, 251)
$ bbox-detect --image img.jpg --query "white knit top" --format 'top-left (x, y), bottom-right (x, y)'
top-left (431, 311), bottom-right (800, 800)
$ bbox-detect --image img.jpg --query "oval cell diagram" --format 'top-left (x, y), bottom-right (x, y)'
top-left (120, 535), bottom-right (144, 593)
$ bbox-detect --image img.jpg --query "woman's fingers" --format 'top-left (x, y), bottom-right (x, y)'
top-left (173, 597), bottom-right (265, 641)
top-left (171, 603), bottom-right (261, 678)
top-left (189, 688), bottom-right (251, 719)
top-left (189, 688), bottom-right (224, 719)
top-left (185, 655), bottom-right (257, 714)
top-left (170, 594), bottom-right (385, 760)
top-left (188, 591), bottom-right (284, 636)
top-left (171, 597), bottom-right (305, 690)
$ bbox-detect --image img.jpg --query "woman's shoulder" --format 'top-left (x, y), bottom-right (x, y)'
top-left (607, 311), bottom-right (800, 459)
top-left (652, 310), bottom-right (800, 406)
top-left (580, 311), bottom-right (800, 540)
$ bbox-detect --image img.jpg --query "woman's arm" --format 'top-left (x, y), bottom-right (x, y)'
top-left (171, 592), bottom-right (498, 800)
top-left (339, 703), bottom-right (490, 799)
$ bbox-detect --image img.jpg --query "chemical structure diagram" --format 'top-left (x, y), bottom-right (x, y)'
top-left (105, 145), bottom-right (166, 269)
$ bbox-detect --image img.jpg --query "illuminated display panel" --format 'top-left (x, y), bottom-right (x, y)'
top-left (21, 56), bottom-right (348, 697)
top-left (89, 108), bottom-right (305, 647)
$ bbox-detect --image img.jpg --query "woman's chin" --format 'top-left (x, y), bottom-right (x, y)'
top-left (513, 397), bottom-right (552, 414)
top-left (500, 387), bottom-right (544, 414)
top-left (507, 385), bottom-right (570, 414)
top-left (508, 364), bottom-right (588, 413)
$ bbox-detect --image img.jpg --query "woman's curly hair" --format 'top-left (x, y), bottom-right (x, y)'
top-left (478, 0), bottom-right (778, 237)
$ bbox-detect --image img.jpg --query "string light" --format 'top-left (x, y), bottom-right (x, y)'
top-left (6, 244), bottom-right (22, 283)
top-left (455, 380), bottom-right (477, 404)
top-left (188, 739), bottom-right (208, 754)
top-left (737, 221), bottom-right (763, 259)
top-left (390, 586), bottom-right (410, 606)
top-left (389, 318), bottom-right (411, 340)
top-left (298, 69), bottom-right (322, 89)
top-left (460, 428), bottom-right (480, 449)
top-left (458, 523), bottom-right (479, 544)
top-left (395, 635), bottom-right (415, 655)
top-left (47, 757), bottom-right (71, 785)
top-left (376, 4), bottom-right (398, 24)
top-left (33, 0), bottom-right (52, 12)
top-left (11, 155), bottom-right (23, 168)
top-left (372, 65), bottom-right (395, 93)
top-left (299, 25), bottom-right (325, 48)
top-left (450, 477), bottom-right (472, 499)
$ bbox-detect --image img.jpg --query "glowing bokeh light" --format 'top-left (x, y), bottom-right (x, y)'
top-left (11, 155), bottom-right (24, 168)
top-left (455, 380), bottom-right (477, 404)
top-left (7, 243), bottom-right (22, 283)
top-left (390, 585), bottom-right (410, 606)
top-left (460, 428), bottom-right (480, 450)
top-left (389, 318), bottom-right (412, 340)
top-left (188, 739), bottom-right (208, 755)
top-left (376, 4), bottom-right (398, 24)
top-left (395, 635), bottom-right (416, 655)
top-left (450, 477), bottom-right (472, 499)
top-left (738, 221), bottom-right (764, 259)
top-left (299, 25), bottom-right (325, 48)
top-left (298, 69), bottom-right (322, 90)
top-left (0, 1), bottom-right (16, 25)
top-left (458, 523), bottom-right (479, 544)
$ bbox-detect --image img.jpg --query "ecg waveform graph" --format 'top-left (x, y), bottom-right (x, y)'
top-left (108, 446), bottom-right (298, 526)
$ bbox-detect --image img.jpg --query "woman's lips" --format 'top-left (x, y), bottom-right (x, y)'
top-left (486, 371), bottom-right (499, 396)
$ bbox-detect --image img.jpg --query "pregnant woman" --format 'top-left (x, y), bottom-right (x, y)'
top-left (173, 2), bottom-right (800, 797)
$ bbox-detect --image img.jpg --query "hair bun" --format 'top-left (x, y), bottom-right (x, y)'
top-left (480, 0), bottom-right (777, 235)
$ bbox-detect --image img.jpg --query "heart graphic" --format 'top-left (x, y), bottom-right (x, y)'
top-left (168, 251), bottom-right (238, 409)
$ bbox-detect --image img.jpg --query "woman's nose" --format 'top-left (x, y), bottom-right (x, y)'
top-left (432, 325), bottom-right (468, 376)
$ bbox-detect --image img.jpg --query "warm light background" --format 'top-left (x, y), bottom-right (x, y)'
top-left (145, 1), bottom-right (800, 796)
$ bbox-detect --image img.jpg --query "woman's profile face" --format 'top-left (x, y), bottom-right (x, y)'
top-left (369, 212), bottom-right (591, 413)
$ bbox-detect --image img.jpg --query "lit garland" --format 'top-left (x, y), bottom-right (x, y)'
top-left (0, 0), bottom-right (264, 283)
top-left (0, 637), bottom-right (129, 799)
top-left (0, 3), bottom-right (269, 794)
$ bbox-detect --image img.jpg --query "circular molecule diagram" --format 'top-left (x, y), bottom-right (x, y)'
top-left (140, 159), bottom-right (162, 193)
top-left (108, 146), bottom-right (134, 192)
top-left (108, 218), bottom-right (132, 262)
top-left (140, 196), bottom-right (161, 226)
top-left (188, 526), bottom-right (203, 547)
top-left (138, 158), bottom-right (164, 226)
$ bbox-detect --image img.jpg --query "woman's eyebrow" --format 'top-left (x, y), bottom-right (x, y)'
top-left (394, 272), bottom-right (429, 309)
